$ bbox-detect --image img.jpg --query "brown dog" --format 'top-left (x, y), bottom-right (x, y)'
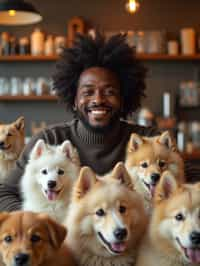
top-left (0, 211), bottom-right (76, 266)
top-left (0, 116), bottom-right (25, 183)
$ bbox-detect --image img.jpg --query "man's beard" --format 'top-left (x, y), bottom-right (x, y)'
top-left (75, 109), bottom-right (121, 134)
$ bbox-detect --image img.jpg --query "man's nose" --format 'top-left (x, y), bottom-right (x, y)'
top-left (92, 91), bottom-right (105, 104)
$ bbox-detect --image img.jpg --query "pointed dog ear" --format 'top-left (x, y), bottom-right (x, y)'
top-left (59, 140), bottom-right (80, 165)
top-left (73, 166), bottom-right (97, 200)
top-left (157, 131), bottom-right (176, 150)
top-left (39, 214), bottom-right (67, 249)
top-left (30, 139), bottom-right (46, 160)
top-left (154, 171), bottom-right (178, 204)
top-left (111, 162), bottom-right (133, 190)
top-left (128, 133), bottom-right (144, 152)
top-left (14, 116), bottom-right (25, 131)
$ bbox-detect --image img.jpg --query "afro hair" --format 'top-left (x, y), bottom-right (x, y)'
top-left (53, 32), bottom-right (146, 118)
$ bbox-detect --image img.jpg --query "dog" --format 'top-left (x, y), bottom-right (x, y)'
top-left (65, 162), bottom-right (147, 266)
top-left (0, 116), bottom-right (25, 183)
top-left (136, 171), bottom-right (200, 266)
top-left (21, 139), bottom-right (80, 223)
top-left (0, 211), bottom-right (76, 266)
top-left (125, 130), bottom-right (185, 213)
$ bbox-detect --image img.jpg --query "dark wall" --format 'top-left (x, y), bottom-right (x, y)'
top-left (0, 0), bottom-right (200, 135)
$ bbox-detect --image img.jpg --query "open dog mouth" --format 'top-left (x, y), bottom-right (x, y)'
top-left (44, 187), bottom-right (63, 201)
top-left (176, 237), bottom-right (200, 263)
top-left (0, 144), bottom-right (11, 151)
top-left (97, 232), bottom-right (127, 255)
top-left (143, 180), bottom-right (156, 197)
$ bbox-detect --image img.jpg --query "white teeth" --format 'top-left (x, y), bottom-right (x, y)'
top-left (91, 110), bottom-right (107, 115)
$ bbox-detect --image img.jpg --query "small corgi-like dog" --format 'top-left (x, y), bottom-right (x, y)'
top-left (125, 131), bottom-right (185, 212)
top-left (0, 116), bottom-right (25, 183)
top-left (0, 211), bottom-right (76, 266)
top-left (21, 139), bottom-right (80, 223)
top-left (136, 171), bottom-right (200, 266)
top-left (65, 162), bottom-right (147, 266)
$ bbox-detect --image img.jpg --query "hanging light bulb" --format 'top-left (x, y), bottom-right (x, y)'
top-left (126, 0), bottom-right (140, 14)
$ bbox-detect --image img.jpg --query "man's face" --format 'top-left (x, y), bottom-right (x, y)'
top-left (75, 67), bottom-right (122, 131)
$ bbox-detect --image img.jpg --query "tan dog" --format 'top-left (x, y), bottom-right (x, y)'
top-left (65, 162), bottom-right (147, 266)
top-left (136, 171), bottom-right (200, 266)
top-left (125, 131), bottom-right (185, 213)
top-left (0, 116), bottom-right (25, 183)
top-left (0, 211), bottom-right (76, 266)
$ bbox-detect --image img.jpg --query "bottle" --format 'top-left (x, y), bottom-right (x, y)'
top-left (31, 28), bottom-right (45, 56)
top-left (44, 35), bottom-right (54, 55)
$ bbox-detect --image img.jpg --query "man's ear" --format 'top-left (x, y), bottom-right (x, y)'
top-left (128, 133), bottom-right (144, 152)
top-left (111, 162), bottom-right (133, 190)
top-left (73, 166), bottom-right (97, 200)
top-left (30, 139), bottom-right (46, 160)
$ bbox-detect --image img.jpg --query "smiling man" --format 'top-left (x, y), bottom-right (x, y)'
top-left (0, 33), bottom-right (197, 211)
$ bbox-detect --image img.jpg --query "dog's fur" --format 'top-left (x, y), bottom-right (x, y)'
top-left (65, 162), bottom-right (147, 266)
top-left (136, 171), bottom-right (200, 266)
top-left (0, 211), bottom-right (76, 266)
top-left (0, 116), bottom-right (25, 183)
top-left (125, 131), bottom-right (185, 213)
top-left (21, 139), bottom-right (80, 223)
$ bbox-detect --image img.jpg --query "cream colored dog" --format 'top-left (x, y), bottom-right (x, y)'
top-left (65, 162), bottom-right (147, 266)
top-left (0, 116), bottom-right (25, 183)
top-left (125, 131), bottom-right (185, 213)
top-left (136, 171), bottom-right (200, 266)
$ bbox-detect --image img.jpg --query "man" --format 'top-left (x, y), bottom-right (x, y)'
top-left (0, 33), bottom-right (196, 211)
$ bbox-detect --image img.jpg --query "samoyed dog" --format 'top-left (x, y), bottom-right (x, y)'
top-left (21, 139), bottom-right (80, 223)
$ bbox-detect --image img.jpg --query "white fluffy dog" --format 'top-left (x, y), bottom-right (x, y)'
top-left (21, 139), bottom-right (80, 223)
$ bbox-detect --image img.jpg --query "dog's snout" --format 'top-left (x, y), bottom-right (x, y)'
top-left (0, 141), bottom-right (5, 149)
top-left (47, 180), bottom-right (57, 189)
top-left (114, 228), bottom-right (127, 241)
top-left (190, 231), bottom-right (200, 245)
top-left (14, 253), bottom-right (29, 265)
top-left (151, 173), bottom-right (160, 184)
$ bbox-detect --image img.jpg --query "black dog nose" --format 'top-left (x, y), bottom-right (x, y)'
top-left (190, 231), bottom-right (200, 245)
top-left (0, 141), bottom-right (5, 149)
top-left (15, 253), bottom-right (29, 265)
top-left (151, 173), bottom-right (160, 184)
top-left (114, 228), bottom-right (127, 241)
top-left (47, 180), bottom-right (57, 189)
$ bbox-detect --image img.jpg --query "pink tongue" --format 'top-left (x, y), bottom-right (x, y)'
top-left (150, 185), bottom-right (155, 197)
top-left (111, 243), bottom-right (126, 253)
top-left (47, 191), bottom-right (57, 201)
top-left (186, 248), bottom-right (200, 263)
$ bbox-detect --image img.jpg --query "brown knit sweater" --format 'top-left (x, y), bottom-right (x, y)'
top-left (0, 119), bottom-right (198, 211)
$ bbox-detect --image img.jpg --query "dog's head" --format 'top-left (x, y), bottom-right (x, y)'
top-left (27, 139), bottom-right (80, 201)
top-left (0, 117), bottom-right (24, 160)
top-left (151, 171), bottom-right (200, 264)
top-left (67, 162), bottom-right (147, 257)
top-left (0, 211), bottom-right (67, 266)
top-left (125, 131), bottom-right (184, 198)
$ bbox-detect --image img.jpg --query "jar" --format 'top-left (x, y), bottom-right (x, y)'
top-left (31, 28), bottom-right (45, 56)
top-left (136, 31), bottom-right (145, 54)
top-left (44, 35), bottom-right (54, 55)
top-left (1, 32), bottom-right (10, 55)
top-left (54, 36), bottom-right (66, 55)
top-left (19, 37), bottom-right (30, 55)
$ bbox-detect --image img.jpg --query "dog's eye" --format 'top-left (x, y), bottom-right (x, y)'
top-left (41, 169), bottom-right (48, 175)
top-left (4, 235), bottom-right (12, 243)
top-left (7, 132), bottom-right (13, 137)
top-left (96, 208), bottom-right (105, 217)
top-left (141, 162), bottom-right (148, 168)
top-left (175, 213), bottom-right (185, 221)
top-left (30, 234), bottom-right (41, 243)
top-left (119, 205), bottom-right (126, 214)
top-left (158, 160), bottom-right (166, 168)
top-left (58, 168), bottom-right (64, 175)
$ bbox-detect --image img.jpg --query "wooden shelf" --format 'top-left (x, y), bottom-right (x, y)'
top-left (0, 95), bottom-right (57, 101)
top-left (1, 54), bottom-right (200, 62)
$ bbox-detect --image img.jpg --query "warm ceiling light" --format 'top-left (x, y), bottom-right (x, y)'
top-left (126, 0), bottom-right (140, 14)
top-left (0, 0), bottom-right (42, 25)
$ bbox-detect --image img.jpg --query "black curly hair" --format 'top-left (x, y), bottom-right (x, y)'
top-left (53, 33), bottom-right (146, 118)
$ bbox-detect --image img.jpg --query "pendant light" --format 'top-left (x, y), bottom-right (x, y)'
top-left (0, 0), bottom-right (42, 25)
top-left (125, 0), bottom-right (140, 14)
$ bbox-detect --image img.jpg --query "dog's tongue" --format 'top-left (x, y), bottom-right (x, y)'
top-left (186, 248), bottom-right (200, 263)
top-left (111, 243), bottom-right (126, 253)
top-left (47, 191), bottom-right (57, 201)
top-left (150, 185), bottom-right (155, 197)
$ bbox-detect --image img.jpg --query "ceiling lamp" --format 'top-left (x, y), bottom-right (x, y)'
top-left (126, 0), bottom-right (140, 14)
top-left (0, 0), bottom-right (42, 25)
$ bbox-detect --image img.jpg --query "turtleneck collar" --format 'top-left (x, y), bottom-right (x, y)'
top-left (75, 119), bottom-right (121, 145)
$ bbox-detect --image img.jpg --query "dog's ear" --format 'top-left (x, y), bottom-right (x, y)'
top-left (74, 166), bottom-right (97, 199)
top-left (128, 133), bottom-right (144, 152)
top-left (111, 162), bottom-right (133, 190)
top-left (30, 139), bottom-right (46, 160)
top-left (154, 171), bottom-right (178, 203)
top-left (13, 116), bottom-right (25, 131)
top-left (60, 140), bottom-right (80, 165)
top-left (40, 215), bottom-right (67, 249)
top-left (157, 131), bottom-right (177, 151)
top-left (0, 212), bottom-right (10, 227)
